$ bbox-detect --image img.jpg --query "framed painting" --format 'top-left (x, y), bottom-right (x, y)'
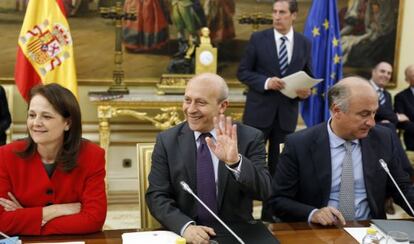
top-left (0, 0), bottom-right (285, 84)
top-left (338, 0), bottom-right (403, 87)
top-left (0, 0), bottom-right (403, 86)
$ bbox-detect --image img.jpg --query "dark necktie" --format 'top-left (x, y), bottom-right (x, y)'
top-left (279, 36), bottom-right (288, 76)
top-left (196, 133), bottom-right (217, 224)
top-left (338, 141), bottom-right (355, 220)
top-left (378, 89), bottom-right (386, 105)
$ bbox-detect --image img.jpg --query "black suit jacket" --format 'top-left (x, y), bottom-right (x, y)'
top-left (237, 28), bottom-right (312, 131)
top-left (0, 86), bottom-right (11, 145)
top-left (146, 122), bottom-right (272, 234)
top-left (270, 123), bottom-right (414, 222)
top-left (376, 89), bottom-right (398, 125)
top-left (394, 87), bottom-right (414, 150)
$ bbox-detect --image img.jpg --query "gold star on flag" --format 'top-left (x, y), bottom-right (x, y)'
top-left (312, 27), bottom-right (320, 37)
top-left (323, 19), bottom-right (329, 30)
top-left (333, 54), bottom-right (341, 64)
top-left (332, 37), bottom-right (339, 47)
top-left (311, 88), bottom-right (318, 95)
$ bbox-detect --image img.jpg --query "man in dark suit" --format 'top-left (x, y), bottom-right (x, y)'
top-left (395, 64), bottom-right (414, 151)
top-left (0, 85), bottom-right (11, 145)
top-left (146, 73), bottom-right (271, 243)
top-left (237, 0), bottom-right (312, 221)
top-left (270, 77), bottom-right (414, 225)
top-left (369, 62), bottom-right (408, 127)
top-left (368, 62), bottom-right (413, 214)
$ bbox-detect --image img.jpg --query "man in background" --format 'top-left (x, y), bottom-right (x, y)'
top-left (237, 0), bottom-right (312, 221)
top-left (270, 77), bottom-right (414, 224)
top-left (369, 62), bottom-right (408, 127)
top-left (146, 73), bottom-right (271, 243)
top-left (368, 62), bottom-right (413, 215)
top-left (395, 64), bottom-right (414, 151)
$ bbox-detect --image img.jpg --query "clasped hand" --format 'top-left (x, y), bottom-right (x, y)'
top-left (0, 191), bottom-right (81, 224)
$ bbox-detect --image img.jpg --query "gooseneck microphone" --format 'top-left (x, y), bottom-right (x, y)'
top-left (379, 159), bottom-right (414, 216)
top-left (180, 181), bottom-right (245, 244)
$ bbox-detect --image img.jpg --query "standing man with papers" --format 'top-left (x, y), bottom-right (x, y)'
top-left (237, 0), bottom-right (312, 221)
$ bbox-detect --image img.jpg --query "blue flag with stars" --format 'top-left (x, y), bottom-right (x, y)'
top-left (301, 0), bottom-right (343, 127)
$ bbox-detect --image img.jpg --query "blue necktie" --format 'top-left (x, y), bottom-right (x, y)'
top-left (279, 36), bottom-right (288, 76)
top-left (378, 89), bottom-right (386, 105)
top-left (196, 133), bottom-right (217, 224)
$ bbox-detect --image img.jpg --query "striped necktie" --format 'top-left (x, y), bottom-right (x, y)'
top-left (279, 36), bottom-right (288, 76)
top-left (378, 89), bottom-right (386, 105)
top-left (339, 141), bottom-right (355, 220)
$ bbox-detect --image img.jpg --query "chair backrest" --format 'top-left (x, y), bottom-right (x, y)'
top-left (136, 143), bottom-right (161, 229)
top-left (4, 85), bottom-right (13, 143)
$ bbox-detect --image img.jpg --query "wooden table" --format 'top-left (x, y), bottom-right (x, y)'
top-left (20, 221), bottom-right (371, 244)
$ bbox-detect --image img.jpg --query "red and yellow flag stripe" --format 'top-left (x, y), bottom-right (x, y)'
top-left (14, 0), bottom-right (78, 101)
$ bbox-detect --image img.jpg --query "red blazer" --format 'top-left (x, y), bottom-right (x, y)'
top-left (0, 140), bottom-right (107, 235)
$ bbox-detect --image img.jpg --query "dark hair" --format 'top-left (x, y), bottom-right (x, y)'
top-left (274, 0), bottom-right (298, 13)
top-left (16, 83), bottom-right (82, 172)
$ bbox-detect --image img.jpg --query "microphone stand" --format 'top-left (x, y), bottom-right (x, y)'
top-left (379, 159), bottom-right (414, 216)
top-left (180, 181), bottom-right (245, 244)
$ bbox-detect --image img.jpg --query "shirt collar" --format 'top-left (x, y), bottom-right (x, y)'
top-left (194, 129), bottom-right (217, 141)
top-left (274, 27), bottom-right (294, 42)
top-left (410, 86), bottom-right (414, 95)
top-left (369, 79), bottom-right (382, 92)
top-left (327, 119), bottom-right (359, 148)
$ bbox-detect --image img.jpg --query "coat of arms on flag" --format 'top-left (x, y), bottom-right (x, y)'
top-left (14, 0), bottom-right (78, 101)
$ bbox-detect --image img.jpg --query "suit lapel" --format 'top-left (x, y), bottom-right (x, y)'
top-left (360, 135), bottom-right (380, 215)
top-left (407, 89), bottom-right (414, 112)
top-left (265, 28), bottom-right (280, 75)
top-left (287, 32), bottom-right (300, 75)
top-left (217, 160), bottom-right (229, 211)
top-left (311, 124), bottom-right (333, 205)
top-left (178, 123), bottom-right (197, 192)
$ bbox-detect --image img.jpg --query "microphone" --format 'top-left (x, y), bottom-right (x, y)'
top-left (179, 181), bottom-right (245, 244)
top-left (379, 159), bottom-right (414, 216)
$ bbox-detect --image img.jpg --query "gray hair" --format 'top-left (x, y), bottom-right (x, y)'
top-left (188, 73), bottom-right (229, 102)
top-left (328, 82), bottom-right (351, 112)
top-left (328, 76), bottom-right (373, 112)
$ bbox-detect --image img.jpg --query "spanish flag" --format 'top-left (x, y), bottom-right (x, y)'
top-left (14, 0), bottom-right (78, 101)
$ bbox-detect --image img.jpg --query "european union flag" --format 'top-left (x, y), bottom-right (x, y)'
top-left (301, 0), bottom-right (343, 127)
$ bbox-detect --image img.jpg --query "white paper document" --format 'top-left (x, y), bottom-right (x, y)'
top-left (24, 242), bottom-right (84, 244)
top-left (344, 226), bottom-right (386, 244)
top-left (122, 231), bottom-right (181, 244)
top-left (279, 71), bottom-right (323, 99)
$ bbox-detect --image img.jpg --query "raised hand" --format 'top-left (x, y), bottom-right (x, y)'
top-left (206, 114), bottom-right (240, 166)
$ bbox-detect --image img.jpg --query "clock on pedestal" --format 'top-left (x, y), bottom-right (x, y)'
top-left (195, 27), bottom-right (217, 74)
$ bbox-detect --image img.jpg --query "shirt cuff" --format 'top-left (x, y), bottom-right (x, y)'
top-left (307, 208), bottom-right (318, 224)
top-left (180, 221), bottom-right (195, 236)
top-left (225, 154), bottom-right (243, 179)
top-left (264, 78), bottom-right (271, 90)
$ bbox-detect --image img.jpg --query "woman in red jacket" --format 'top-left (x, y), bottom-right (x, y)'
top-left (0, 84), bottom-right (107, 235)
